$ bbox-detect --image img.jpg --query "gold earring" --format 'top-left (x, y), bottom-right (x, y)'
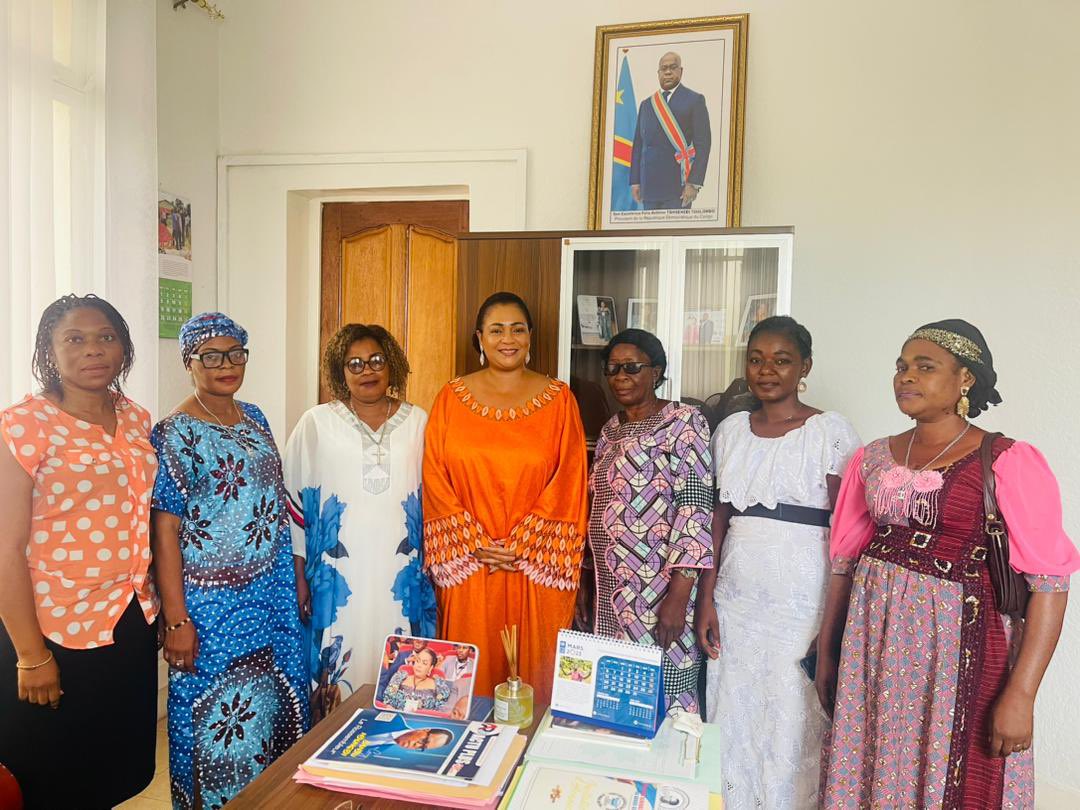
top-left (956, 386), bottom-right (970, 418)
top-left (798, 378), bottom-right (807, 393)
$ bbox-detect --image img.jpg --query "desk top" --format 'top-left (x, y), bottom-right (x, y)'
top-left (230, 685), bottom-right (543, 810)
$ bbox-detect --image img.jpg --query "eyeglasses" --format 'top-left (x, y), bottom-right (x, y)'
top-left (603, 361), bottom-right (655, 377)
top-left (190, 348), bottom-right (249, 368)
top-left (345, 354), bottom-right (387, 374)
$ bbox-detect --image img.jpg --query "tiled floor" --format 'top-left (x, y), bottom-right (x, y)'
top-left (115, 718), bottom-right (170, 809)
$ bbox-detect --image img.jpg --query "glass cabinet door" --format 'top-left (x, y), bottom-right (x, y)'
top-left (558, 231), bottom-right (792, 445)
top-left (559, 239), bottom-right (669, 446)
top-left (668, 235), bottom-right (792, 416)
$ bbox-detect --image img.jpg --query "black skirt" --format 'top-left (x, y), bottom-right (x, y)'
top-left (0, 597), bottom-right (158, 810)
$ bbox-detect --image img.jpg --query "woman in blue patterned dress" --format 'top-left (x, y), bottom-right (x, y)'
top-left (151, 313), bottom-right (308, 809)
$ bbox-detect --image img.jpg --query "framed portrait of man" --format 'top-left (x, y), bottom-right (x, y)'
top-left (587, 15), bottom-right (748, 230)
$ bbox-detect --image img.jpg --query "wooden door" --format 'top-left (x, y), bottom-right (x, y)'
top-left (320, 200), bottom-right (468, 408)
top-left (337, 224), bottom-right (458, 411)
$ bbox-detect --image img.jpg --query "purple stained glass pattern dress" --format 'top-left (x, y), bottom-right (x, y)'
top-left (588, 402), bottom-right (714, 714)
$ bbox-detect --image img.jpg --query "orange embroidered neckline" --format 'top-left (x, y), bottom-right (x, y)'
top-left (449, 377), bottom-right (563, 422)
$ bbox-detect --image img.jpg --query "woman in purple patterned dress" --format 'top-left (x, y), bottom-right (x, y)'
top-left (585, 329), bottom-right (714, 714)
top-left (818, 319), bottom-right (1080, 809)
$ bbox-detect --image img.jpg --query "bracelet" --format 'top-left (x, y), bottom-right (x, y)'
top-left (673, 568), bottom-right (699, 581)
top-left (16, 651), bottom-right (54, 671)
top-left (165, 617), bottom-right (191, 633)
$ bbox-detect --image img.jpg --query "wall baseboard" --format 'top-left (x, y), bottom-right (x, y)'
top-left (1037, 780), bottom-right (1080, 808)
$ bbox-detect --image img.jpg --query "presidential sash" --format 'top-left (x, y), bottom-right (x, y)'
top-left (650, 90), bottom-right (696, 184)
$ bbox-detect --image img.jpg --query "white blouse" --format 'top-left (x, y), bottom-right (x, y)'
top-left (712, 411), bottom-right (861, 511)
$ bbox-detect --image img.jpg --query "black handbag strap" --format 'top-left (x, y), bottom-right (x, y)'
top-left (979, 432), bottom-right (1003, 524)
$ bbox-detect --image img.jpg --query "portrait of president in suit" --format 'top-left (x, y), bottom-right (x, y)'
top-left (630, 52), bottom-right (712, 210)
top-left (589, 15), bottom-right (747, 229)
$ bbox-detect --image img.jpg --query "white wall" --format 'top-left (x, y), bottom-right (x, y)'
top-left (153, 0), bottom-right (222, 716)
top-left (156, 0), bottom-right (220, 415)
top-left (214, 0), bottom-right (1080, 799)
top-left (221, 153), bottom-right (526, 436)
top-left (105, 0), bottom-right (158, 416)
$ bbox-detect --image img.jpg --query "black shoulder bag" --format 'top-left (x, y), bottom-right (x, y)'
top-left (980, 432), bottom-right (1029, 619)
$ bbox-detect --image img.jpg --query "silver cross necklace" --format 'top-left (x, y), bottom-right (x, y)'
top-left (349, 397), bottom-right (393, 464)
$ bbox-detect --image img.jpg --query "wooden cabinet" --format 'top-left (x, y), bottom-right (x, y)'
top-left (455, 228), bottom-right (793, 445)
top-left (455, 234), bottom-right (562, 378)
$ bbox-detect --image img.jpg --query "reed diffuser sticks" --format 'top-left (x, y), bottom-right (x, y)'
top-left (500, 624), bottom-right (519, 680)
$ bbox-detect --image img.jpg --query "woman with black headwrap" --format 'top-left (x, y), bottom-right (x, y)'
top-left (817, 319), bottom-right (1079, 808)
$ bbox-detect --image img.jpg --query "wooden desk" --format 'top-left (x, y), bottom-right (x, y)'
top-left (230, 684), bottom-right (543, 810)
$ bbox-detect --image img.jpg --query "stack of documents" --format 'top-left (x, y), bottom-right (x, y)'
top-left (295, 707), bottom-right (525, 808)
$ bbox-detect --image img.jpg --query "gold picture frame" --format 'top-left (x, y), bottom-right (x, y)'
top-left (587, 15), bottom-right (749, 230)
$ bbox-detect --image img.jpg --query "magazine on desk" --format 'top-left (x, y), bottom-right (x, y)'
top-left (307, 707), bottom-right (516, 785)
top-left (549, 630), bottom-right (664, 737)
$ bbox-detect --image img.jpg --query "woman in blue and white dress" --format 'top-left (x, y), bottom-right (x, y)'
top-left (284, 323), bottom-right (435, 722)
top-left (152, 313), bottom-right (308, 809)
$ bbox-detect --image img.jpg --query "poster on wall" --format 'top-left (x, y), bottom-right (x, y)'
top-left (587, 15), bottom-right (748, 230)
top-left (158, 191), bottom-right (193, 338)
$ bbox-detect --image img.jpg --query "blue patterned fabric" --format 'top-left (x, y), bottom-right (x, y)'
top-left (151, 402), bottom-right (309, 810)
top-left (178, 311), bottom-right (249, 368)
top-left (391, 490), bottom-right (437, 638)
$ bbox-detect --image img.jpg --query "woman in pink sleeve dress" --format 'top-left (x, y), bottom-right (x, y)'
top-left (817, 319), bottom-right (1080, 809)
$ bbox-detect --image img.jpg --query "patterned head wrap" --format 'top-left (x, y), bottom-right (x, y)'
top-left (179, 312), bottom-right (249, 367)
top-left (906, 318), bottom-right (1002, 417)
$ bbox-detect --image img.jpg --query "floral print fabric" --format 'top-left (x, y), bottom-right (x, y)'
top-left (152, 404), bottom-right (308, 809)
top-left (283, 401), bottom-right (434, 721)
top-left (381, 670), bottom-right (453, 712)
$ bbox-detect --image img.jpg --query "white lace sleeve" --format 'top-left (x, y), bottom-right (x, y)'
top-left (822, 412), bottom-right (862, 476)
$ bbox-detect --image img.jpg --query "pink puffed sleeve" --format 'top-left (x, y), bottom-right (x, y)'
top-left (829, 447), bottom-right (875, 575)
top-left (993, 441), bottom-right (1080, 581)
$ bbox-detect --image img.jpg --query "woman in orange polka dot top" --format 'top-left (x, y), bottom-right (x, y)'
top-left (0, 294), bottom-right (160, 809)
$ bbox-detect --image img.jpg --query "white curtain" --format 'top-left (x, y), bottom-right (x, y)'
top-left (1, 0), bottom-right (57, 407)
top-left (1, 0), bottom-right (157, 413)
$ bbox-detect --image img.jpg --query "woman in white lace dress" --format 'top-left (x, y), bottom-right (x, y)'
top-left (695, 316), bottom-right (860, 810)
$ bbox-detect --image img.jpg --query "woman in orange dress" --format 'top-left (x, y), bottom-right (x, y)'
top-left (423, 292), bottom-right (587, 704)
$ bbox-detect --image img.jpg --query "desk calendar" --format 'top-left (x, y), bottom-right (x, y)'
top-left (548, 630), bottom-right (663, 738)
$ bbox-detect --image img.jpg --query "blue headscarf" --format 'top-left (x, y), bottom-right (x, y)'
top-left (179, 312), bottom-right (249, 367)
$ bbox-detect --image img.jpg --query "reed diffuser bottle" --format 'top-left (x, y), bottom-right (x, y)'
top-left (494, 625), bottom-right (534, 728)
